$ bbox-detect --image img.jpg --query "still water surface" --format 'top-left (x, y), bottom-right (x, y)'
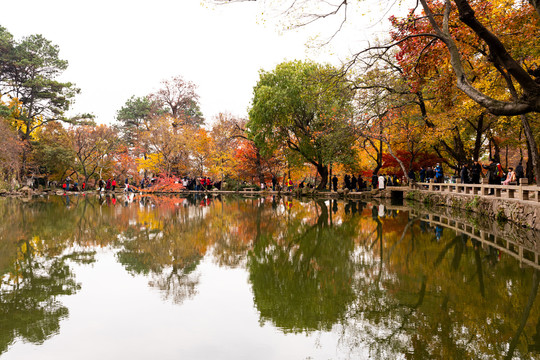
top-left (1, 194), bottom-right (540, 359)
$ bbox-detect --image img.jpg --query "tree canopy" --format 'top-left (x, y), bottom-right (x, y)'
top-left (248, 60), bottom-right (357, 189)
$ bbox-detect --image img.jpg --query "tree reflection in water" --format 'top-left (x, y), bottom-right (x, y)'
top-left (248, 199), bottom-right (357, 333)
top-left (0, 197), bottom-right (96, 353)
top-left (1, 195), bottom-right (540, 359)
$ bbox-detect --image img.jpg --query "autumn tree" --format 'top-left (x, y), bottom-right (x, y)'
top-left (150, 75), bottom-right (204, 127)
top-left (0, 26), bottom-right (88, 175)
top-left (142, 116), bottom-right (189, 176)
top-left (0, 117), bottom-right (21, 186)
top-left (249, 60), bottom-right (357, 189)
top-left (208, 113), bottom-right (249, 181)
top-left (33, 122), bottom-right (73, 181)
top-left (214, 0), bottom-right (540, 182)
top-left (116, 95), bottom-right (160, 147)
top-left (68, 125), bottom-right (120, 181)
top-left (186, 127), bottom-right (214, 176)
top-left (379, 0), bottom-right (540, 181)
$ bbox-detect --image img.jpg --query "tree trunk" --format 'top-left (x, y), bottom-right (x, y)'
top-left (526, 135), bottom-right (535, 183)
top-left (255, 147), bottom-right (265, 185)
top-left (491, 135), bottom-right (501, 163)
top-left (316, 164), bottom-right (328, 190)
top-left (472, 114), bottom-right (484, 161)
top-left (371, 139), bottom-right (383, 175)
top-left (521, 114), bottom-right (540, 185)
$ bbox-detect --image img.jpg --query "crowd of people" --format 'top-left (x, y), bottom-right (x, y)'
top-left (61, 176), bottom-right (223, 193)
top-left (181, 177), bottom-right (222, 191)
top-left (414, 163), bottom-right (445, 183)
top-left (409, 159), bottom-right (525, 187)
top-left (57, 158), bottom-right (528, 195)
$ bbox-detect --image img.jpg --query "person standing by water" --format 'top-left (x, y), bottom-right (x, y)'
top-left (332, 175), bottom-right (338, 192)
top-left (435, 163), bottom-right (444, 183)
top-left (378, 174), bottom-right (385, 189)
top-left (460, 164), bottom-right (469, 184)
top-left (515, 161), bottom-right (525, 183)
top-left (408, 169), bottom-right (416, 183)
top-left (372, 173), bottom-right (378, 189)
top-left (112, 178), bottom-right (117, 191)
top-left (471, 160), bottom-right (482, 184)
top-left (482, 159), bottom-right (497, 195)
top-left (358, 175), bottom-right (365, 190)
top-left (344, 174), bottom-right (351, 190)
top-left (287, 178), bottom-right (293, 192)
top-left (483, 159), bottom-right (497, 185)
top-left (426, 166), bottom-right (435, 182)
top-left (419, 166), bottom-right (426, 183)
top-left (272, 175), bottom-right (277, 191)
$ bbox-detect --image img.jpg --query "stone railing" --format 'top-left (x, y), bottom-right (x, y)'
top-left (409, 178), bottom-right (540, 202)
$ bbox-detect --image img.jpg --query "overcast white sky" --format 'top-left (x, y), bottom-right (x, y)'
top-left (0, 0), bottom-right (404, 125)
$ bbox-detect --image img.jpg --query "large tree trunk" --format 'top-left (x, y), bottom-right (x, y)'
top-left (254, 147), bottom-right (265, 186)
top-left (526, 136), bottom-right (535, 183)
top-left (316, 164), bottom-right (328, 190)
top-left (521, 114), bottom-right (540, 185)
top-left (472, 114), bottom-right (485, 161)
top-left (371, 139), bottom-right (383, 175)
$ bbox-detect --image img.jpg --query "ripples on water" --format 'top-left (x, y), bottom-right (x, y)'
top-left (1, 194), bottom-right (540, 359)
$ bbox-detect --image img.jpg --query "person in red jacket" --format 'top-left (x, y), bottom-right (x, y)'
top-left (112, 178), bottom-right (117, 191)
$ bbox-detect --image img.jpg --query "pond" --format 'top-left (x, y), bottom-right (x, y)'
top-left (1, 194), bottom-right (540, 359)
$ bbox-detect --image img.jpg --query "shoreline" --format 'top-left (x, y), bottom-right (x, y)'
top-left (4, 186), bottom-right (540, 231)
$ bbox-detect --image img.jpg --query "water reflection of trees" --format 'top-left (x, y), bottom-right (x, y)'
top-left (0, 197), bottom-right (95, 353)
top-left (248, 200), bottom-right (357, 333)
top-left (339, 204), bottom-right (540, 360)
top-left (2, 196), bottom-right (540, 359)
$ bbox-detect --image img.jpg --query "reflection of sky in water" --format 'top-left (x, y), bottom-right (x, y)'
top-left (3, 250), bottom-right (366, 360)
